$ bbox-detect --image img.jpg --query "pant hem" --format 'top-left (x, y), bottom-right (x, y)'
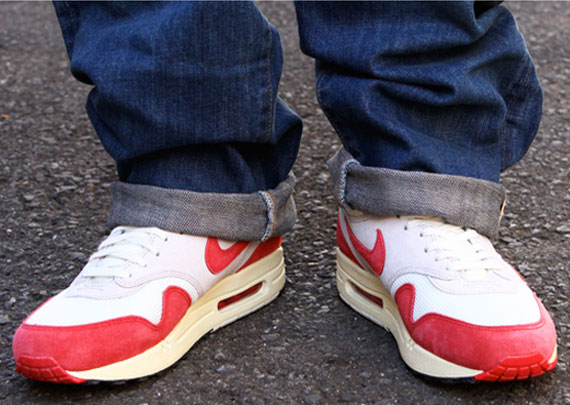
top-left (328, 148), bottom-right (506, 238)
top-left (108, 174), bottom-right (297, 241)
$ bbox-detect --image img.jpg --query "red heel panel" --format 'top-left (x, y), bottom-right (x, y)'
top-left (337, 214), bottom-right (358, 264)
top-left (238, 236), bottom-right (282, 272)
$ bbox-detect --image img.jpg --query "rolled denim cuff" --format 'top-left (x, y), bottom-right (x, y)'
top-left (329, 148), bottom-right (506, 238)
top-left (108, 174), bottom-right (297, 241)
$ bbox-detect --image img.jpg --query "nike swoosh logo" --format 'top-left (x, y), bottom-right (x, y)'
top-left (344, 216), bottom-right (386, 276)
top-left (205, 238), bottom-right (249, 275)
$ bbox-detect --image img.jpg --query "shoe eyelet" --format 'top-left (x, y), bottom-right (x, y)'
top-left (156, 252), bottom-right (160, 257)
top-left (164, 237), bottom-right (168, 242)
top-left (419, 233), bottom-right (424, 237)
top-left (424, 248), bottom-right (428, 253)
top-left (404, 226), bottom-right (408, 231)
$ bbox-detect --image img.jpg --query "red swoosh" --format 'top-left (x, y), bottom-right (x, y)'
top-left (344, 217), bottom-right (385, 276)
top-left (205, 238), bottom-right (249, 274)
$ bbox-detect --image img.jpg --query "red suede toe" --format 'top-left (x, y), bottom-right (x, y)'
top-left (395, 284), bottom-right (557, 374)
top-left (13, 286), bottom-right (191, 373)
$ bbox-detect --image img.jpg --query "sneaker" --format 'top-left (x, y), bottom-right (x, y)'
top-left (336, 209), bottom-right (557, 381)
top-left (13, 226), bottom-right (285, 383)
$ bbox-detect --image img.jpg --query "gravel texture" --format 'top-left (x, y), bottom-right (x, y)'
top-left (0, 2), bottom-right (568, 404)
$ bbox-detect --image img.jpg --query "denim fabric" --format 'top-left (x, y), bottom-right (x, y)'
top-left (53, 1), bottom-right (542, 240)
top-left (329, 148), bottom-right (506, 238)
top-left (53, 1), bottom-right (302, 194)
top-left (296, 1), bottom-right (541, 182)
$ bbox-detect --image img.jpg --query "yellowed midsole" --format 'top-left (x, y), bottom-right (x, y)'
top-left (336, 249), bottom-right (482, 378)
top-left (69, 248), bottom-right (285, 381)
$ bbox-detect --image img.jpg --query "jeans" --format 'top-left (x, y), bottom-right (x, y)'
top-left (53, 1), bottom-right (541, 241)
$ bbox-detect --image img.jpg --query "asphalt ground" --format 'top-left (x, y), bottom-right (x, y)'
top-left (0, 2), bottom-right (568, 404)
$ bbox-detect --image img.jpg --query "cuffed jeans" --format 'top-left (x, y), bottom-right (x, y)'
top-left (53, 1), bottom-right (542, 241)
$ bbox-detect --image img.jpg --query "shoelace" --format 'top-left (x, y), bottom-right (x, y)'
top-left (405, 217), bottom-right (504, 275)
top-left (79, 226), bottom-right (169, 280)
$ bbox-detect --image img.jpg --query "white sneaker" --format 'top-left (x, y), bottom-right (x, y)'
top-left (13, 226), bottom-right (285, 383)
top-left (336, 209), bottom-right (557, 381)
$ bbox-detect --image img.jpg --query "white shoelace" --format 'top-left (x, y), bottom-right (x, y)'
top-left (405, 217), bottom-right (504, 275)
top-left (80, 227), bottom-right (169, 280)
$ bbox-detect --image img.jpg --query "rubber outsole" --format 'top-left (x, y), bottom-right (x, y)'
top-left (16, 248), bottom-right (286, 383)
top-left (474, 349), bottom-right (557, 382)
top-left (17, 356), bottom-right (86, 384)
top-left (336, 248), bottom-right (557, 381)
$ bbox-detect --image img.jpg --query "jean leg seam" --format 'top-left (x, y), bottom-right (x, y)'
top-left (264, 21), bottom-right (273, 142)
top-left (316, 68), bottom-right (359, 207)
top-left (316, 67), bottom-right (347, 147)
top-left (55, 1), bottom-right (80, 56)
top-left (500, 56), bottom-right (540, 171)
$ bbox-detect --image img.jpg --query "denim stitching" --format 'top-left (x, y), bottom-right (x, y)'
top-left (500, 55), bottom-right (540, 171)
top-left (54, 1), bottom-right (80, 56)
top-left (258, 191), bottom-right (275, 241)
top-left (316, 66), bottom-right (348, 149)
